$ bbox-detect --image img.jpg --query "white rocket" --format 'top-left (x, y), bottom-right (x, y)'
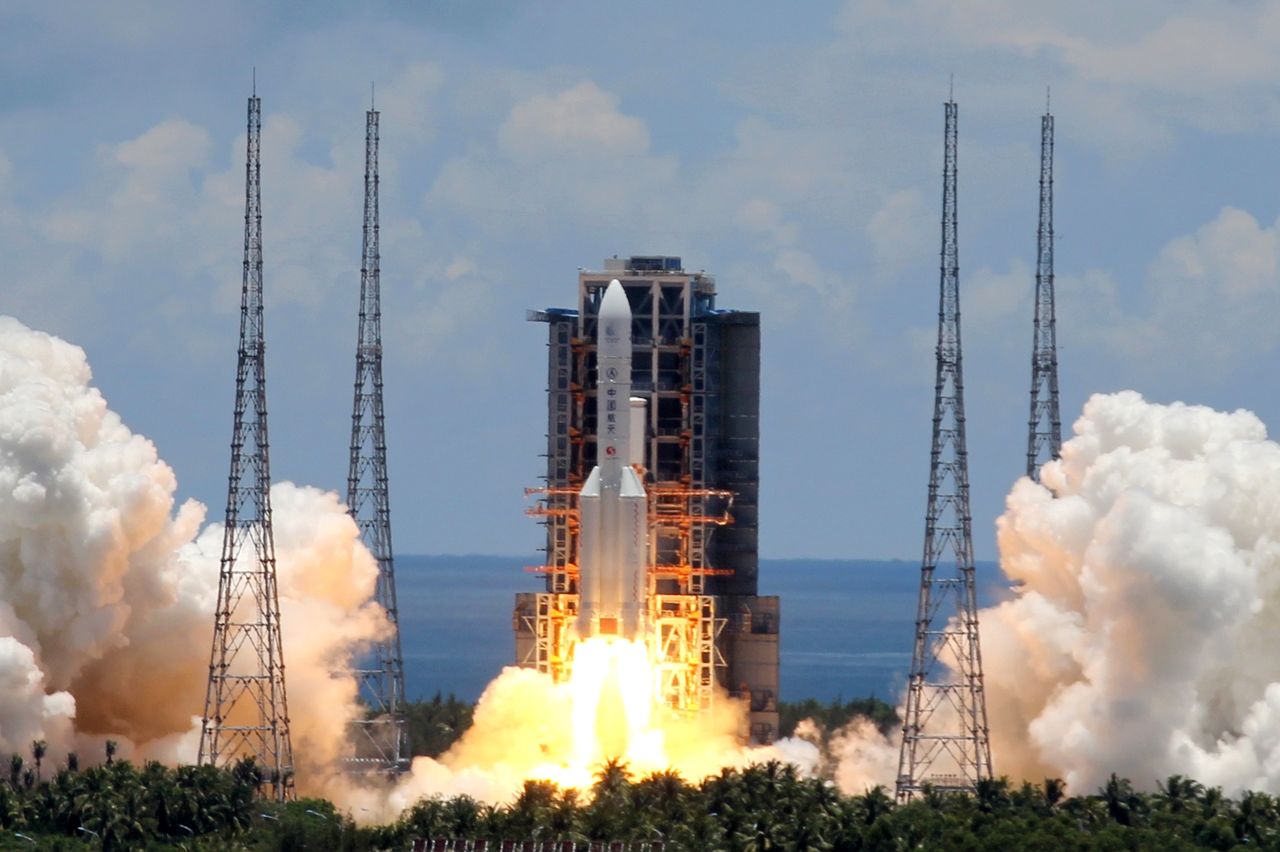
top-left (575, 279), bottom-right (649, 641)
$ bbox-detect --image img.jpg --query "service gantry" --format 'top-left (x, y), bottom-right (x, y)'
top-left (1026, 97), bottom-right (1061, 481)
top-left (520, 258), bottom-right (779, 743)
top-left (896, 98), bottom-right (993, 801)
top-left (199, 88), bottom-right (296, 801)
top-left (344, 103), bottom-right (409, 773)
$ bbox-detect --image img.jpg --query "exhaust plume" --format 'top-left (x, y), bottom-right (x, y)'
top-left (987, 390), bottom-right (1280, 795)
top-left (830, 390), bottom-right (1280, 797)
top-left (0, 315), bottom-right (388, 787)
top-left (0, 315), bottom-right (821, 817)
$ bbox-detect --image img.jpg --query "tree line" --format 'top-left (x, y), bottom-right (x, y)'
top-left (2, 698), bottom-right (1275, 848)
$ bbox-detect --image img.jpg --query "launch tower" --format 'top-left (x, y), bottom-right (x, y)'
top-left (199, 89), bottom-right (295, 801)
top-left (520, 258), bottom-right (779, 743)
top-left (1026, 99), bottom-right (1061, 481)
top-left (344, 104), bottom-right (408, 772)
top-left (896, 100), bottom-right (993, 800)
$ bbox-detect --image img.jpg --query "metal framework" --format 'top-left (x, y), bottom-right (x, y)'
top-left (897, 99), bottom-right (993, 801)
top-left (1026, 104), bottom-right (1061, 481)
top-left (522, 273), bottom-right (730, 715)
top-left (345, 105), bottom-right (408, 773)
top-left (200, 90), bottom-right (296, 801)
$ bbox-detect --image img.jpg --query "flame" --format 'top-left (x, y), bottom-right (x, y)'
top-left (568, 638), bottom-right (659, 768)
top-left (338, 633), bottom-right (820, 819)
top-left (498, 635), bottom-right (765, 791)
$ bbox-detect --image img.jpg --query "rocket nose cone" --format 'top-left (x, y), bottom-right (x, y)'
top-left (600, 279), bottom-right (631, 321)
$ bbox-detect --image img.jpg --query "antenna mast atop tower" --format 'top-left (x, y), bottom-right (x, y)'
top-left (1026, 98), bottom-right (1061, 480)
top-left (200, 89), bottom-right (296, 801)
top-left (345, 103), bottom-right (408, 772)
top-left (896, 97), bottom-right (993, 801)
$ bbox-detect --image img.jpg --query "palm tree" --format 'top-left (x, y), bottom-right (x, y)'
top-left (1041, 777), bottom-right (1067, 809)
top-left (855, 784), bottom-right (894, 826)
top-left (29, 741), bottom-right (45, 785)
top-left (7, 755), bottom-right (21, 790)
top-left (1100, 774), bottom-right (1141, 826)
top-left (1235, 790), bottom-right (1276, 844)
top-left (1156, 774), bottom-right (1203, 814)
top-left (974, 776), bottom-right (1011, 814)
top-left (104, 739), bottom-right (118, 765)
top-left (65, 752), bottom-right (79, 773)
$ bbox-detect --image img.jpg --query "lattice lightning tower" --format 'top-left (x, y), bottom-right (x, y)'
top-left (1026, 101), bottom-right (1061, 481)
top-left (896, 98), bottom-right (993, 801)
top-left (345, 103), bottom-right (408, 772)
top-left (200, 88), bottom-right (296, 801)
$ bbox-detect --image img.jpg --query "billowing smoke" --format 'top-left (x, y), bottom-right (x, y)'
top-left (0, 314), bottom-right (820, 815)
top-left (24, 302), bottom-right (1280, 807)
top-left (830, 390), bottom-right (1280, 797)
top-left (987, 390), bottom-right (1280, 795)
top-left (0, 315), bottom-right (388, 788)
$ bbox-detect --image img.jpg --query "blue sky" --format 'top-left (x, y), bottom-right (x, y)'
top-left (4, 1), bottom-right (1280, 560)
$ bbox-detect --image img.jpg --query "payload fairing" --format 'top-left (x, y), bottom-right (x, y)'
top-left (574, 280), bottom-right (649, 641)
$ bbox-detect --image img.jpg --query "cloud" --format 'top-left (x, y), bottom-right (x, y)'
top-left (498, 81), bottom-right (649, 161)
top-left (966, 260), bottom-right (1034, 331)
top-left (39, 119), bottom-right (212, 263)
top-left (1093, 207), bottom-right (1280, 367)
top-left (867, 189), bottom-right (931, 276)
top-left (430, 78), bottom-right (679, 235)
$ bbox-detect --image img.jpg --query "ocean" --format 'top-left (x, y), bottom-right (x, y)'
top-left (395, 555), bottom-right (1008, 705)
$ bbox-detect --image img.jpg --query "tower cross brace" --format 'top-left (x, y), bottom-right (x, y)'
top-left (199, 91), bottom-right (296, 802)
top-left (896, 99), bottom-right (993, 802)
top-left (1026, 109), bottom-right (1061, 481)
top-left (345, 106), bottom-right (408, 772)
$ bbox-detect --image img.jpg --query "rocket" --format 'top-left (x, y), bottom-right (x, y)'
top-left (575, 279), bottom-right (649, 641)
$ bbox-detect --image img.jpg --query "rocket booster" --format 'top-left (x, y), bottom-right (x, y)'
top-left (575, 280), bottom-right (649, 641)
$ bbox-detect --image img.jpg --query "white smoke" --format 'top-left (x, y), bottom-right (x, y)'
top-left (0, 315), bottom-right (388, 787)
top-left (0, 313), bottom-right (826, 817)
top-left (986, 390), bottom-right (1280, 795)
top-left (828, 390), bottom-right (1280, 798)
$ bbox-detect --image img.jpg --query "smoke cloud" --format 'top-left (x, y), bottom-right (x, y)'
top-left (0, 315), bottom-right (388, 789)
top-left (0, 314), bottom-right (821, 818)
top-left (46, 308), bottom-right (1280, 811)
top-left (986, 390), bottom-right (1280, 795)
top-left (831, 390), bottom-right (1280, 798)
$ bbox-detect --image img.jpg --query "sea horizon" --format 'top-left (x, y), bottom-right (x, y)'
top-left (394, 555), bottom-right (1008, 705)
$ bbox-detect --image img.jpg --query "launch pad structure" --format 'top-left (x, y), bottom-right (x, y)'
top-left (520, 257), bottom-right (780, 744)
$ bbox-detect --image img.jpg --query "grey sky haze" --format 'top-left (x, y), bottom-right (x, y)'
top-left (3, 1), bottom-right (1280, 560)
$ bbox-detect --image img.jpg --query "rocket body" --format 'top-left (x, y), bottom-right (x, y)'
top-left (576, 280), bottom-right (649, 641)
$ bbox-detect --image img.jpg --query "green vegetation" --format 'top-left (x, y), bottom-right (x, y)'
top-left (6, 747), bottom-right (1280, 848)
top-left (364, 764), bottom-right (1280, 850)
top-left (7, 704), bottom-right (1280, 848)
top-left (403, 693), bottom-right (475, 758)
top-left (778, 696), bottom-right (899, 740)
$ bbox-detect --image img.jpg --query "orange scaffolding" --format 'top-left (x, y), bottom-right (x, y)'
top-left (523, 471), bottom-right (733, 712)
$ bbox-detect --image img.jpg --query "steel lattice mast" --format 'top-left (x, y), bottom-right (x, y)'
top-left (345, 103), bottom-right (408, 773)
top-left (896, 98), bottom-right (993, 802)
top-left (200, 88), bottom-right (296, 801)
top-left (1026, 100), bottom-right (1061, 481)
